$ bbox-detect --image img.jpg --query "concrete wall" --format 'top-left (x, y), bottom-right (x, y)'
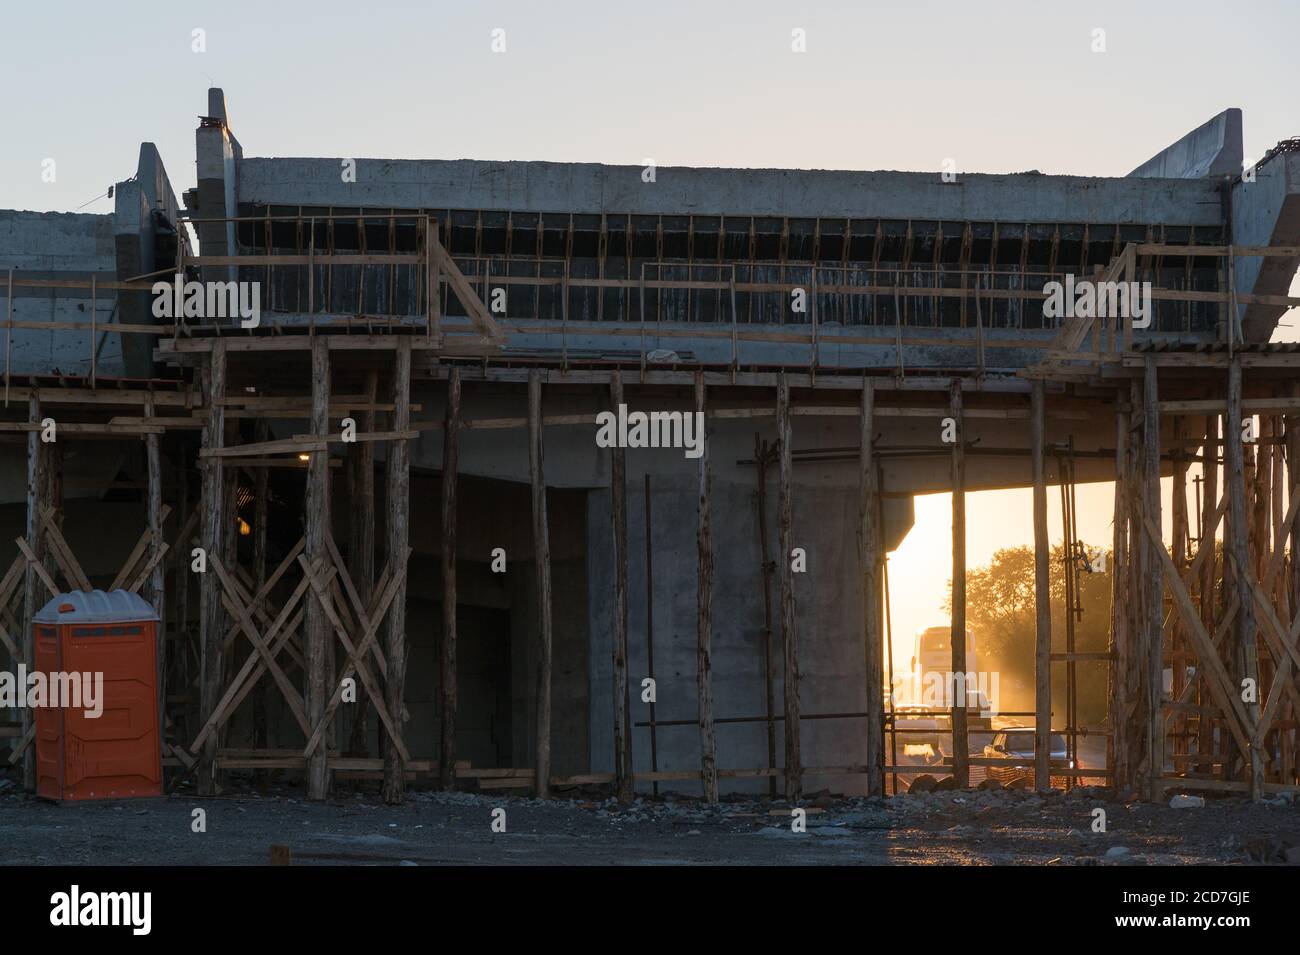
top-left (1231, 150), bottom-right (1300, 342)
top-left (1129, 108), bottom-right (1243, 180)
top-left (0, 210), bottom-right (122, 378)
top-left (390, 379), bottom-right (1117, 794)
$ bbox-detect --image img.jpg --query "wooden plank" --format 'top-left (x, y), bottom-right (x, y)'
top-left (695, 371), bottom-right (718, 804)
top-left (949, 379), bottom-right (969, 788)
top-left (859, 379), bottom-right (884, 797)
top-left (382, 339), bottom-right (412, 804)
top-left (440, 367), bottom-right (460, 791)
top-left (529, 369), bottom-right (553, 798)
top-left (432, 238), bottom-right (505, 343)
top-left (1032, 380), bottom-right (1052, 790)
top-left (777, 374), bottom-right (801, 800)
top-left (610, 370), bottom-right (632, 802)
top-left (305, 336), bottom-right (332, 801)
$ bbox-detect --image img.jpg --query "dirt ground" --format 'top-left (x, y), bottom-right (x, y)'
top-left (2, 775), bottom-right (1298, 866)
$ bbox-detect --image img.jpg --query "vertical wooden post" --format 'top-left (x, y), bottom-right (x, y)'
top-left (439, 368), bottom-right (461, 791)
top-left (777, 374), bottom-right (801, 800)
top-left (197, 342), bottom-right (226, 795)
top-left (1197, 415), bottom-right (1219, 774)
top-left (859, 378), bottom-right (884, 796)
top-left (1225, 357), bottom-right (1264, 798)
top-left (610, 371), bottom-right (633, 802)
top-left (1285, 391), bottom-right (1300, 784)
top-left (346, 370), bottom-right (377, 756)
top-left (755, 436), bottom-right (778, 797)
top-left (1032, 381), bottom-right (1052, 791)
top-left (305, 337), bottom-right (331, 801)
top-left (528, 370), bottom-right (553, 798)
top-left (252, 418), bottom-right (269, 756)
top-left (145, 393), bottom-right (165, 749)
top-left (1142, 358), bottom-right (1163, 799)
top-left (949, 379), bottom-right (969, 788)
top-left (1110, 399), bottom-right (1131, 793)
top-left (20, 392), bottom-right (47, 789)
top-left (1170, 417), bottom-right (1189, 767)
top-left (382, 339), bottom-right (412, 804)
top-left (695, 372), bottom-right (718, 803)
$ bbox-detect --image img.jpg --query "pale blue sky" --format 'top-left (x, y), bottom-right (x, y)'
top-left (1, 0), bottom-right (1296, 213)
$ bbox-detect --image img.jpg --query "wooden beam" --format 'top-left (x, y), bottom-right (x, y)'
top-left (1032, 380), bottom-right (1052, 791)
top-left (610, 370), bottom-right (633, 803)
top-left (144, 393), bottom-right (165, 752)
top-left (859, 378), bottom-right (884, 797)
top-left (432, 238), bottom-right (505, 343)
top-left (439, 368), bottom-right (460, 791)
top-left (1197, 415), bottom-right (1220, 774)
top-left (528, 369), bottom-right (553, 798)
top-left (382, 339), bottom-right (412, 804)
top-left (777, 374), bottom-right (801, 801)
top-left (305, 336), bottom-right (331, 801)
top-left (950, 379), bottom-right (969, 788)
top-left (696, 371), bottom-right (718, 804)
top-left (197, 341), bottom-right (226, 795)
top-left (19, 391), bottom-right (46, 790)
top-left (1226, 356), bottom-right (1265, 799)
top-left (1141, 359), bottom-right (1164, 799)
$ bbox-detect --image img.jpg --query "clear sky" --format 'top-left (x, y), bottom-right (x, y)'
top-left (3, 1), bottom-right (1296, 677)
top-left (3, 0), bottom-right (1299, 211)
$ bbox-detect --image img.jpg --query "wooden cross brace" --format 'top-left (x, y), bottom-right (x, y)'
top-left (210, 554), bottom-right (311, 735)
top-left (299, 548), bottom-right (411, 763)
top-left (1145, 516), bottom-right (1258, 761)
top-left (188, 562), bottom-right (319, 755)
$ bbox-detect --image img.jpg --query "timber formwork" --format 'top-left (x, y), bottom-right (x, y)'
top-left (4, 216), bottom-right (1300, 803)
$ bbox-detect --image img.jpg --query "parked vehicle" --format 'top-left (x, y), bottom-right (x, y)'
top-left (981, 729), bottom-right (1072, 786)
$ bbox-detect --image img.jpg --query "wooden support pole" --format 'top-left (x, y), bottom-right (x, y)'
top-left (1032, 380), bottom-right (1052, 791)
top-left (1170, 417), bottom-right (1189, 765)
top-left (252, 418), bottom-right (269, 756)
top-left (859, 378), bottom-right (884, 797)
top-left (346, 369), bottom-right (377, 756)
top-left (528, 370), bottom-right (553, 798)
top-left (755, 435), bottom-right (777, 797)
top-left (1286, 389), bottom-right (1300, 783)
top-left (1197, 414), bottom-right (1219, 774)
top-left (305, 337), bottom-right (331, 801)
top-left (1110, 399), bottom-right (1132, 793)
top-left (145, 393), bottom-right (166, 749)
top-left (19, 392), bottom-right (47, 789)
top-left (777, 373), bottom-right (801, 800)
top-left (1142, 358), bottom-right (1164, 799)
top-left (439, 368), bottom-right (460, 791)
top-left (610, 370), bottom-right (633, 802)
top-left (949, 379), bottom-right (969, 788)
top-left (695, 372), bottom-right (718, 803)
top-left (382, 339), bottom-right (412, 804)
top-left (197, 341), bottom-right (227, 795)
top-left (1225, 356), bottom-right (1264, 798)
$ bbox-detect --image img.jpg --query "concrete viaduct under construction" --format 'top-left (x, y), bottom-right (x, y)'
top-left (3, 93), bottom-right (1300, 804)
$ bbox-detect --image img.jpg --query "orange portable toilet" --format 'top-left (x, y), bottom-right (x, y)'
top-left (33, 590), bottom-right (161, 801)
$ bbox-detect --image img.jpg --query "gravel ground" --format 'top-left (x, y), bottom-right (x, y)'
top-left (2, 776), bottom-right (1298, 866)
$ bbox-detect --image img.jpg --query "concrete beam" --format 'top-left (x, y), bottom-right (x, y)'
top-left (238, 157), bottom-right (1223, 227)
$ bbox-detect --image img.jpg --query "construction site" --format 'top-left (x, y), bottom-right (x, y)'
top-left (3, 83), bottom-right (1300, 881)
